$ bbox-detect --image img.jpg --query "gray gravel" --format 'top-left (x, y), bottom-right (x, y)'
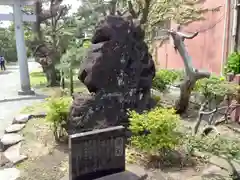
top-left (0, 61), bottom-right (45, 138)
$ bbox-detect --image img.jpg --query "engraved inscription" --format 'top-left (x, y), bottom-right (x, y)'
top-left (114, 137), bottom-right (123, 156)
top-left (69, 126), bottom-right (125, 180)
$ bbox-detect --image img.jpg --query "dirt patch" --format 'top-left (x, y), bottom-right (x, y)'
top-left (17, 118), bottom-right (68, 180)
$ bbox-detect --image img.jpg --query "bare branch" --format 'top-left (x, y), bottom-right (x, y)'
top-left (55, 6), bottom-right (68, 23)
top-left (22, 9), bottom-right (34, 15)
top-left (116, 10), bottom-right (122, 16)
top-left (56, 24), bottom-right (65, 32)
top-left (194, 70), bottom-right (210, 80)
top-left (140, 0), bottom-right (151, 24)
top-left (39, 0), bottom-right (65, 22)
top-left (127, 1), bottom-right (138, 18)
top-left (25, 26), bottom-right (32, 31)
top-left (109, 0), bottom-right (117, 15)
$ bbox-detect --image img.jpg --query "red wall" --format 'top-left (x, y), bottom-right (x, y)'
top-left (155, 0), bottom-right (230, 75)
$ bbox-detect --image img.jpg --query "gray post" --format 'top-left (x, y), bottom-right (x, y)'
top-left (13, 0), bottom-right (34, 95)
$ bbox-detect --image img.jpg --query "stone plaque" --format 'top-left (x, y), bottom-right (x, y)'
top-left (69, 126), bottom-right (126, 180)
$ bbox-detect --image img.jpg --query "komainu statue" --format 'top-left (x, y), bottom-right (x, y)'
top-left (66, 15), bottom-right (156, 135)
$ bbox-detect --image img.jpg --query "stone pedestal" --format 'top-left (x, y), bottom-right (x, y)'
top-left (61, 164), bottom-right (148, 180)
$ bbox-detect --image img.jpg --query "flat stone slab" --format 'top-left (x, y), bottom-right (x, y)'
top-left (0, 168), bottom-right (20, 180)
top-left (12, 114), bottom-right (32, 124)
top-left (0, 134), bottom-right (23, 146)
top-left (5, 124), bottom-right (25, 133)
top-left (60, 164), bottom-right (148, 180)
top-left (202, 165), bottom-right (222, 175)
top-left (0, 142), bottom-right (4, 152)
top-left (0, 152), bottom-right (9, 167)
top-left (61, 171), bottom-right (146, 180)
top-left (4, 142), bottom-right (27, 165)
top-left (209, 155), bottom-right (240, 172)
top-left (32, 112), bottom-right (47, 118)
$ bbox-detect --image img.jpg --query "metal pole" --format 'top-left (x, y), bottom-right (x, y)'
top-left (13, 0), bottom-right (34, 95)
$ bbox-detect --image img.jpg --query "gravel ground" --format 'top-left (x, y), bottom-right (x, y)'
top-left (0, 61), bottom-right (45, 138)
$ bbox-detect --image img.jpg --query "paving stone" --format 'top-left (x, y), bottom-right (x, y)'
top-left (126, 164), bottom-right (148, 178)
top-left (202, 165), bottom-right (222, 175)
top-left (209, 155), bottom-right (240, 173)
top-left (32, 112), bottom-right (47, 118)
top-left (0, 134), bottom-right (23, 146)
top-left (0, 62), bottom-right (44, 137)
top-left (186, 176), bottom-right (202, 180)
top-left (5, 124), bottom-right (25, 133)
top-left (0, 168), bottom-right (20, 180)
top-left (0, 152), bottom-right (9, 167)
top-left (4, 142), bottom-right (27, 165)
top-left (0, 142), bottom-right (4, 152)
top-left (12, 114), bottom-right (32, 124)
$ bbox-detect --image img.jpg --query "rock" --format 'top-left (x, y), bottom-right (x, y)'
top-left (5, 124), bottom-right (25, 133)
top-left (186, 176), bottom-right (202, 180)
top-left (67, 15), bottom-right (156, 134)
top-left (0, 142), bottom-right (4, 152)
top-left (0, 152), bottom-right (9, 167)
top-left (0, 134), bottom-right (23, 146)
top-left (12, 114), bottom-right (32, 124)
top-left (32, 112), bottom-right (47, 118)
top-left (4, 142), bottom-right (27, 165)
top-left (209, 156), bottom-right (240, 172)
top-left (126, 164), bottom-right (148, 179)
top-left (202, 165), bottom-right (222, 175)
top-left (0, 168), bottom-right (20, 180)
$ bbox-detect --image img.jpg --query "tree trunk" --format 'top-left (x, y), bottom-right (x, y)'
top-left (43, 63), bottom-right (59, 87)
top-left (175, 77), bottom-right (196, 114)
top-left (168, 29), bottom-right (210, 114)
top-left (69, 66), bottom-right (74, 96)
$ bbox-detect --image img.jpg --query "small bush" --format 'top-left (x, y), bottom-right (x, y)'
top-left (225, 52), bottom-right (240, 74)
top-left (45, 97), bottom-right (72, 142)
top-left (194, 76), bottom-right (238, 104)
top-left (129, 107), bottom-right (180, 154)
top-left (185, 134), bottom-right (240, 160)
top-left (152, 69), bottom-right (183, 91)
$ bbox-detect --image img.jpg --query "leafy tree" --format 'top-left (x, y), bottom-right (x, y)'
top-left (0, 27), bottom-right (17, 62)
top-left (29, 0), bottom-right (74, 87)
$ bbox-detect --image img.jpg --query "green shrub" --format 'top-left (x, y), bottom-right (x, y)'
top-left (194, 76), bottom-right (238, 104)
top-left (60, 46), bottom-right (87, 78)
top-left (152, 69), bottom-right (183, 91)
top-left (45, 97), bottom-right (72, 141)
top-left (225, 52), bottom-right (240, 74)
top-left (129, 107), bottom-right (180, 154)
top-left (185, 134), bottom-right (240, 159)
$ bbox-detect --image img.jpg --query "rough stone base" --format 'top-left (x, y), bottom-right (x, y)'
top-left (60, 171), bottom-right (146, 180)
top-left (60, 164), bottom-right (148, 180)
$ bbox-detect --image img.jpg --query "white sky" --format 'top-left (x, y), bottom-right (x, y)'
top-left (0, 0), bottom-right (82, 27)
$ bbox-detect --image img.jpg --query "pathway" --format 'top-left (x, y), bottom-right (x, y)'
top-left (0, 60), bottom-right (46, 137)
